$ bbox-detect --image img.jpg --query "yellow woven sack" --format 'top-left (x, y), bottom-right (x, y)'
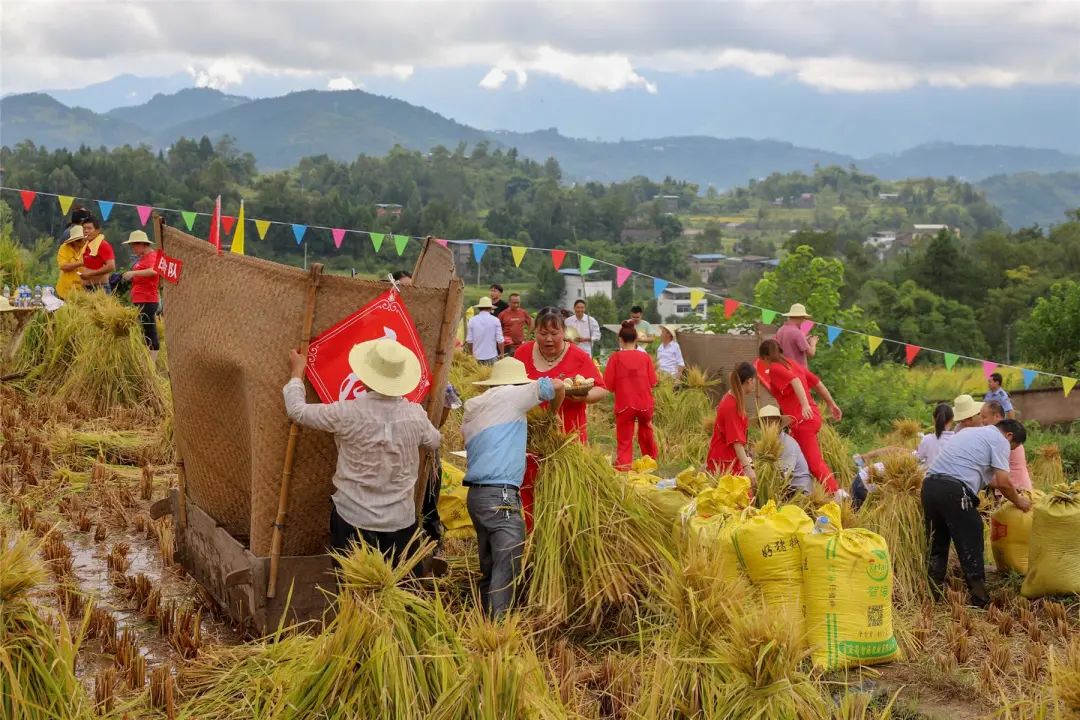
top-left (626, 474), bottom-right (686, 526)
top-left (802, 503), bottom-right (900, 670)
top-left (731, 501), bottom-right (813, 614)
top-left (990, 493), bottom-right (1041, 575)
top-left (696, 474), bottom-right (752, 514)
top-left (675, 466), bottom-right (711, 497)
top-left (1021, 483), bottom-right (1080, 598)
top-left (631, 456), bottom-right (658, 474)
top-left (686, 508), bottom-right (748, 584)
top-left (438, 460), bottom-right (474, 539)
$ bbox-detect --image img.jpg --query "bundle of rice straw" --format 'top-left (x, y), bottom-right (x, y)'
top-left (750, 419), bottom-right (786, 506)
top-left (860, 451), bottom-right (928, 602)
top-left (526, 411), bottom-right (676, 627)
top-left (653, 373), bottom-right (713, 468)
top-left (1029, 444), bottom-right (1065, 490)
top-left (883, 418), bottom-right (924, 450)
top-left (817, 421), bottom-right (855, 490)
top-left (0, 531), bottom-right (92, 720)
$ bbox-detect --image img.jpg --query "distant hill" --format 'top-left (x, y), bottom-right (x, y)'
top-left (106, 88), bottom-right (250, 132)
top-left (0, 93), bottom-right (150, 149)
top-left (861, 142), bottom-right (1080, 182)
top-left (977, 171), bottom-right (1080, 229)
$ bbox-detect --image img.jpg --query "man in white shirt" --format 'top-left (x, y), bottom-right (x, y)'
top-left (466, 296), bottom-right (504, 365)
top-left (564, 299), bottom-right (601, 356)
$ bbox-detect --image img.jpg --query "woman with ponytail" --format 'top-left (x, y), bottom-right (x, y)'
top-left (916, 403), bottom-right (955, 468)
top-left (706, 362), bottom-right (757, 484)
top-left (604, 321), bottom-right (659, 470)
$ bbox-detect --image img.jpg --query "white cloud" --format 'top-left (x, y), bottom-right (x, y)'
top-left (479, 67), bottom-right (508, 90)
top-left (186, 59), bottom-right (250, 90)
top-left (327, 76), bottom-right (360, 91)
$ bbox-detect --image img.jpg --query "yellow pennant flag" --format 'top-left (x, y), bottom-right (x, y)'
top-left (57, 195), bottom-right (75, 215)
top-left (689, 289), bottom-right (706, 309)
top-left (1063, 377), bottom-right (1077, 398)
top-left (254, 219), bottom-right (270, 240)
top-left (511, 245), bottom-right (527, 267)
top-left (231, 200), bottom-right (245, 255)
top-left (866, 335), bottom-right (884, 355)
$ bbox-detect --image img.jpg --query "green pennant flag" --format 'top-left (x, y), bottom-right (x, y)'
top-left (944, 352), bottom-right (959, 370)
top-left (393, 234), bottom-right (409, 256)
top-left (761, 308), bottom-right (778, 324)
top-left (370, 232), bottom-right (384, 252)
top-left (181, 211), bottom-right (196, 231)
top-left (579, 255), bottom-right (595, 274)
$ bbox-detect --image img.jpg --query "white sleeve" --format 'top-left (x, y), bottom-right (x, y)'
top-left (466, 318), bottom-right (474, 343)
top-left (496, 319), bottom-right (504, 343)
top-left (590, 317), bottom-right (600, 340)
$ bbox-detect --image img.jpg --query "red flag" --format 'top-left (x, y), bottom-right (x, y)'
top-left (154, 251), bottom-right (184, 285)
top-left (19, 190), bottom-right (36, 211)
top-left (550, 249), bottom-right (566, 270)
top-left (724, 298), bottom-right (740, 318)
top-left (208, 195), bottom-right (222, 253)
top-left (904, 344), bottom-right (921, 365)
top-left (221, 215), bottom-right (236, 235)
top-left (305, 289), bottom-right (432, 405)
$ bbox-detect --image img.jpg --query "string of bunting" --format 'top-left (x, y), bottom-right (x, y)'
top-left (4, 184), bottom-right (1076, 397)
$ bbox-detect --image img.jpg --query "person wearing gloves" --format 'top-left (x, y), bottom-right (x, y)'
top-left (461, 357), bottom-right (564, 616)
top-left (283, 338), bottom-right (441, 566)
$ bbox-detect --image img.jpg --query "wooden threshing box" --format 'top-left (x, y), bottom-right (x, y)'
top-left (676, 324), bottom-right (778, 410)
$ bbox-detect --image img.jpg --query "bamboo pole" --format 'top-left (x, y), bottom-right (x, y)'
top-left (267, 263), bottom-right (324, 599)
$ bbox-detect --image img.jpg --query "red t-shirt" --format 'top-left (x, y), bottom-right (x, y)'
top-left (82, 238), bottom-right (115, 275)
top-left (516, 341), bottom-right (604, 442)
top-left (130, 250), bottom-right (161, 304)
top-left (758, 359), bottom-right (820, 424)
top-left (706, 392), bottom-right (748, 473)
top-left (499, 307), bottom-right (531, 345)
top-left (603, 349), bottom-right (657, 414)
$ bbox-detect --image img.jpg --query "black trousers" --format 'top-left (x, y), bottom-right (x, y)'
top-left (136, 302), bottom-right (160, 351)
top-left (921, 474), bottom-right (989, 607)
top-left (420, 458), bottom-right (443, 548)
top-left (328, 507), bottom-right (417, 568)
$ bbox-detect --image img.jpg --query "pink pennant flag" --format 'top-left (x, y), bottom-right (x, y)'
top-left (800, 320), bottom-right (815, 335)
top-left (615, 266), bottom-right (632, 288)
top-left (136, 204), bottom-right (153, 226)
top-left (982, 360), bottom-right (998, 379)
top-left (19, 189), bottom-right (36, 211)
top-left (551, 249), bottom-right (566, 270)
top-left (332, 228), bottom-right (346, 249)
top-left (434, 237), bottom-right (448, 247)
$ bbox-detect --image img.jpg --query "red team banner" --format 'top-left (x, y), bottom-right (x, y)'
top-left (305, 289), bottom-right (431, 404)
top-left (154, 252), bottom-right (183, 284)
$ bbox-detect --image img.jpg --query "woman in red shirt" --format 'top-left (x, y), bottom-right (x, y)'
top-left (121, 231), bottom-right (162, 361)
top-left (756, 339), bottom-right (842, 493)
top-left (515, 307), bottom-right (607, 442)
top-left (604, 321), bottom-right (659, 470)
top-left (706, 362), bottom-right (757, 485)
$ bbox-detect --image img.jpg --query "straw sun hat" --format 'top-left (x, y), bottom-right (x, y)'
top-left (347, 338), bottom-right (421, 397)
top-left (64, 225), bottom-right (86, 243)
top-left (123, 230), bottom-right (154, 246)
top-left (757, 404), bottom-right (793, 428)
top-left (783, 303), bottom-right (811, 319)
top-left (473, 357), bottom-right (532, 386)
top-left (475, 296), bottom-right (494, 310)
top-left (952, 394), bottom-right (984, 423)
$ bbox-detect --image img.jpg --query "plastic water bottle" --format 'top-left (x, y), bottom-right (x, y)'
top-left (813, 515), bottom-right (832, 534)
top-left (1, 285), bottom-right (9, 302)
top-left (32, 285), bottom-right (42, 306)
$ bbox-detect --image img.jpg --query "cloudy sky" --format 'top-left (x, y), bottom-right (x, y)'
top-left (3, 0), bottom-right (1079, 96)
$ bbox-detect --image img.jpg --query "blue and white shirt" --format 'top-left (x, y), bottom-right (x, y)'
top-left (462, 378), bottom-right (555, 487)
top-left (984, 387), bottom-right (1013, 413)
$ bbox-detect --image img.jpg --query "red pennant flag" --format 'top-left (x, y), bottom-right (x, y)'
top-left (208, 195), bottom-right (222, 253)
top-left (724, 298), bottom-right (740, 318)
top-left (221, 215), bottom-right (236, 235)
top-left (904, 344), bottom-right (922, 365)
top-left (19, 190), bottom-right (36, 211)
top-left (550, 249), bottom-right (566, 270)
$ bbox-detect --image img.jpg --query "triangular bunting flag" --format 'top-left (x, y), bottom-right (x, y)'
top-left (826, 326), bottom-right (842, 345)
top-left (724, 298), bottom-right (740, 318)
top-left (579, 255), bottom-right (595, 274)
top-left (292, 224), bottom-right (307, 246)
top-left (394, 234), bottom-right (409, 256)
top-left (434, 237), bottom-right (448, 247)
top-left (551, 249), bottom-right (566, 270)
top-left (255, 219), bottom-right (270, 239)
top-left (19, 190), bottom-right (36, 211)
top-left (221, 215), bottom-right (236, 235)
top-left (944, 353), bottom-right (959, 370)
top-left (332, 228), bottom-right (346, 249)
top-left (209, 195), bottom-right (222, 253)
top-left (866, 335), bottom-right (884, 355)
top-left (761, 309), bottom-right (778, 324)
top-left (98, 200), bottom-right (114, 221)
top-left (511, 245), bottom-right (527, 267)
top-left (689, 289), bottom-right (706, 309)
top-left (137, 204), bottom-right (153, 226)
top-left (231, 200), bottom-right (245, 255)
top-left (904, 344), bottom-right (921, 365)
top-left (57, 195), bottom-right (75, 215)
top-left (181, 211), bottom-right (197, 231)
top-left (800, 320), bottom-right (815, 335)
top-left (653, 278), bottom-right (669, 298)
top-left (1021, 369), bottom-right (1037, 390)
top-left (472, 242), bottom-right (487, 263)
top-left (982, 360), bottom-right (998, 379)
top-left (370, 232), bottom-right (384, 252)
top-left (615, 267), bottom-right (632, 287)
top-left (1063, 377), bottom-right (1077, 398)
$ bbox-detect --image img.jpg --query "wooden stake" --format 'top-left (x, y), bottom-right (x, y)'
top-left (267, 263), bottom-right (323, 598)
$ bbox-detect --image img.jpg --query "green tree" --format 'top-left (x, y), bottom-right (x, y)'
top-left (526, 262), bottom-right (566, 309)
top-left (584, 293), bottom-right (617, 324)
top-left (859, 279), bottom-right (989, 361)
top-left (1018, 280), bottom-right (1080, 374)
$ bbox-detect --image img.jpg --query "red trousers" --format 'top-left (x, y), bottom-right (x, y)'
top-left (789, 414), bottom-right (839, 493)
top-left (615, 408), bottom-right (658, 470)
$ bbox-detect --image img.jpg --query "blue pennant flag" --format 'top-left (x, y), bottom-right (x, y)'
top-left (472, 242), bottom-right (487, 263)
top-left (98, 200), bottom-right (114, 222)
top-left (292, 224), bottom-right (307, 245)
top-left (653, 278), bottom-right (669, 298)
top-left (1022, 368), bottom-right (1038, 390)
top-left (826, 325), bottom-right (842, 345)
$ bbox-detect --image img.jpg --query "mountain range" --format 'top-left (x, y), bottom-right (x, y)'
top-left (3, 87), bottom-right (1080, 227)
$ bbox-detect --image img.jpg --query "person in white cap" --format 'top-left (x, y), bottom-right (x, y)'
top-left (122, 230), bottom-right (163, 360)
top-left (461, 356), bottom-right (564, 616)
top-left (774, 303), bottom-right (817, 368)
top-left (284, 338), bottom-right (441, 565)
top-left (466, 296), bottom-right (504, 365)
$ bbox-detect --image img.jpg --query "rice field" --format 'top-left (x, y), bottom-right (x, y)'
top-left (2, 296), bottom-right (1079, 719)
